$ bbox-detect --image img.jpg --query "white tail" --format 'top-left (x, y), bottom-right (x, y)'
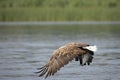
top-left (83, 45), bottom-right (97, 52)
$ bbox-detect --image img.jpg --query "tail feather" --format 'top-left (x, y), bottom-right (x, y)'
top-left (83, 45), bottom-right (97, 52)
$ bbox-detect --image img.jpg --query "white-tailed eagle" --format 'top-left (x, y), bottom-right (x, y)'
top-left (35, 42), bottom-right (97, 78)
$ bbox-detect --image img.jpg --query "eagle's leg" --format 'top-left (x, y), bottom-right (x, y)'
top-left (75, 55), bottom-right (83, 66)
top-left (78, 55), bottom-right (83, 66)
top-left (87, 55), bottom-right (93, 65)
top-left (75, 57), bottom-right (79, 61)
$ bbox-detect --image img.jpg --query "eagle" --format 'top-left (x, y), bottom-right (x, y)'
top-left (35, 42), bottom-right (97, 78)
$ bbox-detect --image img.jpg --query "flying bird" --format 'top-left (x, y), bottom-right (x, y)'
top-left (35, 42), bottom-right (97, 78)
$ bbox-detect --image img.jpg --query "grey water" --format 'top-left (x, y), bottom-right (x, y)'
top-left (0, 24), bottom-right (120, 80)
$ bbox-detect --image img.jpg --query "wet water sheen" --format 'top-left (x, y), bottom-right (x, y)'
top-left (0, 24), bottom-right (120, 80)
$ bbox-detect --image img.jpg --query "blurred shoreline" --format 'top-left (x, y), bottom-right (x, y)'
top-left (0, 21), bottom-right (120, 26)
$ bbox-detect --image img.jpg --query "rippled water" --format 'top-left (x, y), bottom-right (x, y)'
top-left (0, 24), bottom-right (120, 80)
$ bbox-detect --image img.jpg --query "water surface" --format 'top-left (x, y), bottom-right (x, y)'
top-left (0, 24), bottom-right (120, 80)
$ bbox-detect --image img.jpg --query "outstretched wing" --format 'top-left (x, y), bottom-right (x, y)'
top-left (35, 42), bottom-right (89, 78)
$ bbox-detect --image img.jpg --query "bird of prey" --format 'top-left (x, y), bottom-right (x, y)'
top-left (35, 42), bottom-right (97, 78)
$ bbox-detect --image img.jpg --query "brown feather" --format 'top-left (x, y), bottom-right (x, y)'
top-left (36, 42), bottom-right (91, 78)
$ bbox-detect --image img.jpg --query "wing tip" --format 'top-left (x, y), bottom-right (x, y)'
top-left (35, 66), bottom-right (48, 78)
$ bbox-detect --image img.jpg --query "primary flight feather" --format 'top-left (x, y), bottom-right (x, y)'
top-left (35, 42), bottom-right (97, 78)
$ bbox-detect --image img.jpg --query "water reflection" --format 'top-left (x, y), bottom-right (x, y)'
top-left (0, 25), bottom-right (120, 80)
